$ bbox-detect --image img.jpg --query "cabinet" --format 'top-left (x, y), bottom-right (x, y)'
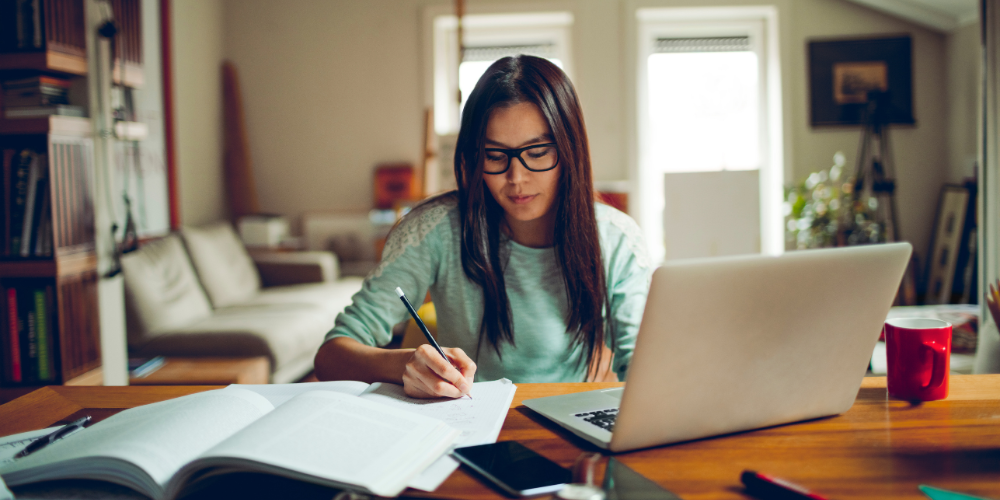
top-left (0, 0), bottom-right (143, 400)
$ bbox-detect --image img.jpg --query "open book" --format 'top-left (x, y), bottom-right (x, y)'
top-left (0, 382), bottom-right (468, 498)
top-left (236, 378), bottom-right (518, 491)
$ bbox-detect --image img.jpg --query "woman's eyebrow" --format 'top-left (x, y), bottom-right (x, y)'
top-left (485, 134), bottom-right (553, 148)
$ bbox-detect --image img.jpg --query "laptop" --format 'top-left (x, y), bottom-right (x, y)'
top-left (523, 243), bottom-right (912, 452)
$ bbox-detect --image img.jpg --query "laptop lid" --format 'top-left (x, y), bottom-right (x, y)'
top-left (608, 243), bottom-right (912, 452)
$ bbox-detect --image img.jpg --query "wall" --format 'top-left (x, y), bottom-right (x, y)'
top-left (172, 0), bottom-right (227, 226)
top-left (212, 0), bottom-right (966, 262)
top-left (947, 22), bottom-right (980, 183)
top-left (785, 0), bottom-right (949, 261)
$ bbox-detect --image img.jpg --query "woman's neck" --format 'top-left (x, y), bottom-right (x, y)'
top-left (503, 211), bottom-right (557, 248)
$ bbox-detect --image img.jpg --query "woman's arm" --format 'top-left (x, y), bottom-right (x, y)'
top-left (315, 337), bottom-right (476, 398)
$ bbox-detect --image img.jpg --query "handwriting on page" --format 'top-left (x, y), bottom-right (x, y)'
top-left (0, 427), bottom-right (60, 467)
top-left (362, 380), bottom-right (514, 441)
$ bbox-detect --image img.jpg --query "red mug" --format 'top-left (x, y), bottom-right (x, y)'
top-left (884, 318), bottom-right (951, 401)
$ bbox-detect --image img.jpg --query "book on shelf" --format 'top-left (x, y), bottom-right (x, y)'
top-left (14, 0), bottom-right (43, 50)
top-left (4, 105), bottom-right (85, 118)
top-left (2, 76), bottom-right (71, 109)
top-left (0, 384), bottom-right (466, 498)
top-left (2, 148), bottom-right (53, 258)
top-left (3, 92), bottom-right (70, 108)
top-left (18, 151), bottom-right (45, 257)
top-left (4, 288), bottom-right (21, 383)
top-left (1, 76), bottom-right (72, 90)
top-left (7, 150), bottom-right (33, 256)
top-left (0, 280), bottom-right (57, 384)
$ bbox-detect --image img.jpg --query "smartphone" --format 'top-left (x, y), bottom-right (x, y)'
top-left (452, 441), bottom-right (572, 497)
top-left (603, 458), bottom-right (684, 500)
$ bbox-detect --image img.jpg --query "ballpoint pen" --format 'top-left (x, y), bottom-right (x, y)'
top-left (395, 287), bottom-right (471, 398)
top-left (741, 470), bottom-right (829, 500)
top-left (15, 415), bottom-right (91, 458)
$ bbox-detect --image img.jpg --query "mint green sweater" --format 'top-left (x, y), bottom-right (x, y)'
top-left (324, 193), bottom-right (651, 383)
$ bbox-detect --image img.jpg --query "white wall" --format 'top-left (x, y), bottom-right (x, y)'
top-left (172, 0), bottom-right (227, 226)
top-left (187, 0), bottom-right (975, 263)
top-left (947, 22), bottom-right (980, 183)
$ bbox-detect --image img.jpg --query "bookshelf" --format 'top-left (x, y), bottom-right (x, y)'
top-left (0, 0), bottom-right (147, 399)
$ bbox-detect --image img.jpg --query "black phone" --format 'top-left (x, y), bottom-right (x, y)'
top-left (603, 458), bottom-right (684, 500)
top-left (452, 441), bottom-right (572, 497)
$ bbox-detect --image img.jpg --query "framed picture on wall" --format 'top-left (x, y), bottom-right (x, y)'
top-left (924, 184), bottom-right (974, 305)
top-left (808, 36), bottom-right (914, 126)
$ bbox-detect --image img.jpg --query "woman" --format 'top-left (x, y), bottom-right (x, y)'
top-left (314, 55), bottom-right (649, 398)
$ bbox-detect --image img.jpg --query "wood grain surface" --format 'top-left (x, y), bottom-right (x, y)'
top-left (0, 376), bottom-right (998, 500)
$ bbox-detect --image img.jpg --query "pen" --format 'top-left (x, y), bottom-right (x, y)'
top-left (395, 287), bottom-right (471, 398)
top-left (741, 470), bottom-right (829, 500)
top-left (15, 416), bottom-right (91, 459)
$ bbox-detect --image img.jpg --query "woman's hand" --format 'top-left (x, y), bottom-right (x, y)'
top-left (403, 344), bottom-right (476, 399)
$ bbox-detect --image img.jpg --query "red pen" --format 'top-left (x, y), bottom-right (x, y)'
top-left (740, 470), bottom-right (830, 500)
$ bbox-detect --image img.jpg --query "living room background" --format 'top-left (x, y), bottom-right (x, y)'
top-left (169, 0), bottom-right (978, 269)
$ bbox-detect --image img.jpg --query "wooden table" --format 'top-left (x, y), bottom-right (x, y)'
top-left (128, 356), bottom-right (270, 385)
top-left (0, 375), bottom-right (998, 499)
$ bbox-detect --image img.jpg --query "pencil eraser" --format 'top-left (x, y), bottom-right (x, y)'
top-left (395, 287), bottom-right (404, 298)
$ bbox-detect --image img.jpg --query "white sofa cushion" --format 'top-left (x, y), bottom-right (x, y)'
top-left (182, 222), bottom-right (261, 307)
top-left (121, 234), bottom-right (213, 341)
top-left (242, 277), bottom-right (364, 322)
top-left (129, 303), bottom-right (332, 379)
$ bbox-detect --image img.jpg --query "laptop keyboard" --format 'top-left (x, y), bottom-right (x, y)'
top-left (574, 408), bottom-right (618, 432)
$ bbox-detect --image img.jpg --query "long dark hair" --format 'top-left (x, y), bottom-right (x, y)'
top-left (454, 55), bottom-right (610, 378)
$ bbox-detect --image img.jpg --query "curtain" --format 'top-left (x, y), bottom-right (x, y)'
top-left (975, 0), bottom-right (1000, 373)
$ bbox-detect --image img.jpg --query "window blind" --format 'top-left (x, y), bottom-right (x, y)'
top-left (653, 36), bottom-right (750, 53)
top-left (462, 43), bottom-right (557, 62)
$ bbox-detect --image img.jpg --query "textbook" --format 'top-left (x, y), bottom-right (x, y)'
top-left (0, 385), bottom-right (461, 498)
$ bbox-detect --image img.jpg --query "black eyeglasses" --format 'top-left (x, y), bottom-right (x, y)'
top-left (483, 143), bottom-right (559, 175)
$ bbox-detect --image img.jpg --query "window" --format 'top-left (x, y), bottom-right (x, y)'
top-left (647, 36), bottom-right (759, 172)
top-left (431, 12), bottom-right (573, 135)
top-left (636, 7), bottom-right (784, 263)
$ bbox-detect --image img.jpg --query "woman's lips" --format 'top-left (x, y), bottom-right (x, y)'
top-left (507, 194), bottom-right (537, 204)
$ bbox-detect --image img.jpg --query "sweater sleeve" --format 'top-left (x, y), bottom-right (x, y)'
top-left (323, 200), bottom-right (454, 347)
top-left (601, 207), bottom-right (652, 380)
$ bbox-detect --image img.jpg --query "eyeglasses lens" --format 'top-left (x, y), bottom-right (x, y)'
top-left (484, 145), bottom-right (558, 173)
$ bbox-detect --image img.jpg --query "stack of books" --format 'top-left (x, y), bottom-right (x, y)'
top-left (2, 76), bottom-right (84, 119)
top-left (2, 149), bottom-right (53, 258)
top-left (1, 279), bottom-right (57, 385)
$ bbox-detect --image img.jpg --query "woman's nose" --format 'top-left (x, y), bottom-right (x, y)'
top-left (506, 159), bottom-right (528, 183)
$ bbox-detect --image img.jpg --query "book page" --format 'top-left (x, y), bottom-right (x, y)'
top-left (0, 388), bottom-right (273, 497)
top-left (229, 380), bottom-right (371, 407)
top-left (359, 379), bottom-right (517, 491)
top-left (0, 427), bottom-right (60, 468)
top-left (175, 390), bottom-right (459, 498)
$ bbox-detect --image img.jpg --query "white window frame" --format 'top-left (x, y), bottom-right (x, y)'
top-left (635, 7), bottom-right (785, 264)
top-left (429, 11), bottom-right (574, 135)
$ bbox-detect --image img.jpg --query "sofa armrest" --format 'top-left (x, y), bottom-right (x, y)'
top-left (251, 251), bottom-right (340, 286)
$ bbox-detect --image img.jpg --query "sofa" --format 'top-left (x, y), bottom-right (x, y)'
top-left (121, 222), bottom-right (364, 383)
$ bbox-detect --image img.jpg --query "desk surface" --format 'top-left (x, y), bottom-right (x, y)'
top-left (1, 375), bottom-right (998, 499)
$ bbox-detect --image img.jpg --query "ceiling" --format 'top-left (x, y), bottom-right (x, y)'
top-left (845, 0), bottom-right (979, 32)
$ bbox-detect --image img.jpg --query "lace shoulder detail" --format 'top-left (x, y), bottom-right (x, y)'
top-left (368, 192), bottom-right (458, 279)
top-left (597, 203), bottom-right (651, 272)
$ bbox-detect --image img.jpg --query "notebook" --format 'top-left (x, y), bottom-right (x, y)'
top-left (0, 382), bottom-right (470, 498)
top-left (233, 378), bottom-right (518, 491)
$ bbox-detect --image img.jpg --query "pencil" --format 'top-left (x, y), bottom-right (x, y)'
top-left (395, 287), bottom-right (471, 398)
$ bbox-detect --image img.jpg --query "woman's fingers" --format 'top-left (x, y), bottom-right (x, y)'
top-left (445, 347), bottom-right (477, 383)
top-left (402, 344), bottom-right (472, 398)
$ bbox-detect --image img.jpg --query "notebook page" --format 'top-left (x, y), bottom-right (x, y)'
top-left (0, 388), bottom-right (273, 497)
top-left (229, 380), bottom-right (371, 407)
top-left (183, 390), bottom-right (460, 497)
top-left (359, 379), bottom-right (517, 491)
top-left (0, 427), bottom-right (60, 468)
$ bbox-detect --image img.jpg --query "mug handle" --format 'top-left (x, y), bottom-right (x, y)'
top-left (922, 341), bottom-right (948, 391)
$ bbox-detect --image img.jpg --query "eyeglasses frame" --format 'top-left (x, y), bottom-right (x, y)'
top-left (482, 143), bottom-right (560, 175)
